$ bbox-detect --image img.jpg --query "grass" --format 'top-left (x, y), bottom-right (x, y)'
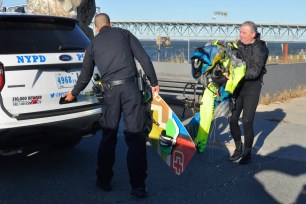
top-left (259, 85), bottom-right (306, 105)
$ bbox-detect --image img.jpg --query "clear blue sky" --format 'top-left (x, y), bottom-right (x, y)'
top-left (2, 0), bottom-right (306, 24)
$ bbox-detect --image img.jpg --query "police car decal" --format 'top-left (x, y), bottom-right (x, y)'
top-left (12, 95), bottom-right (43, 106)
top-left (0, 52), bottom-right (85, 66)
top-left (50, 92), bottom-right (68, 98)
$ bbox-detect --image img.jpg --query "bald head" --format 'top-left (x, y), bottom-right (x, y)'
top-left (95, 13), bottom-right (111, 31)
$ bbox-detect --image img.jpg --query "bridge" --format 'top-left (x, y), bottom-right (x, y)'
top-left (0, 3), bottom-right (26, 13)
top-left (112, 21), bottom-right (306, 42)
top-left (2, 4), bottom-right (306, 42)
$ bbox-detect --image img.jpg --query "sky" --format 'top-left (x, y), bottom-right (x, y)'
top-left (2, 0), bottom-right (306, 24)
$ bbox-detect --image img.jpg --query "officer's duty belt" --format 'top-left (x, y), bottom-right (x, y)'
top-left (107, 77), bottom-right (136, 87)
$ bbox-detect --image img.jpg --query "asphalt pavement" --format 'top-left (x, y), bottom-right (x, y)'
top-left (0, 97), bottom-right (306, 203)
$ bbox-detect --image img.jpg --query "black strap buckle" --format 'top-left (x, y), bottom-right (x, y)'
top-left (159, 132), bottom-right (177, 147)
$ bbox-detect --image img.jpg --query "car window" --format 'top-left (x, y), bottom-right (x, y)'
top-left (0, 16), bottom-right (90, 54)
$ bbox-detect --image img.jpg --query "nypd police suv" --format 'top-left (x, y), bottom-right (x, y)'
top-left (0, 13), bottom-right (101, 154)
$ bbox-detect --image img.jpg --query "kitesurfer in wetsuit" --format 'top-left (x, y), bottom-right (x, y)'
top-left (228, 21), bottom-right (269, 164)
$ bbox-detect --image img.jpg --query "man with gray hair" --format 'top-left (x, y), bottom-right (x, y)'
top-left (228, 21), bottom-right (269, 165)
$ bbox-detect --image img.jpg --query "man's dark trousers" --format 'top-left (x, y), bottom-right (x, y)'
top-left (96, 81), bottom-right (147, 188)
top-left (229, 80), bottom-right (262, 148)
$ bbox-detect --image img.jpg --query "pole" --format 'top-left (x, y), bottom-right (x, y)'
top-left (187, 39), bottom-right (190, 63)
top-left (158, 44), bottom-right (161, 61)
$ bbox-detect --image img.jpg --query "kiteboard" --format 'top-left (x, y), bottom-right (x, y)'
top-left (146, 94), bottom-right (196, 175)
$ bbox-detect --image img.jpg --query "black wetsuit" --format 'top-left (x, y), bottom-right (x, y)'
top-left (229, 37), bottom-right (269, 148)
top-left (72, 26), bottom-right (158, 189)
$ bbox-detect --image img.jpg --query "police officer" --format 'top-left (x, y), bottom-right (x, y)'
top-left (64, 13), bottom-right (159, 198)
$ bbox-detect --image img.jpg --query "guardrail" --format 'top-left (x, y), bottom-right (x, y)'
top-left (151, 61), bottom-right (306, 101)
top-left (268, 55), bottom-right (306, 64)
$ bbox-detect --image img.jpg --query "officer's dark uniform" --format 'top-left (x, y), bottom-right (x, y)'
top-left (71, 26), bottom-right (158, 189)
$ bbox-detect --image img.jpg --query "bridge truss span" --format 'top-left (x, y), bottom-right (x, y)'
top-left (112, 21), bottom-right (306, 42)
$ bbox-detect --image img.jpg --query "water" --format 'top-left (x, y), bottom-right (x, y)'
top-left (140, 40), bottom-right (306, 62)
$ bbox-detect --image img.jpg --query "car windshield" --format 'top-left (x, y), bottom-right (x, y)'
top-left (0, 16), bottom-right (90, 54)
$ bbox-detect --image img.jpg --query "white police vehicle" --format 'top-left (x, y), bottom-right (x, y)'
top-left (0, 13), bottom-right (101, 153)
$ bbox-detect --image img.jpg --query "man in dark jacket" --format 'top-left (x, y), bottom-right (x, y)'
top-left (228, 21), bottom-right (269, 165)
top-left (64, 13), bottom-right (160, 197)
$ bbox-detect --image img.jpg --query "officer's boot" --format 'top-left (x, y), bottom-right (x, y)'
top-left (238, 147), bottom-right (252, 165)
top-left (229, 141), bottom-right (243, 161)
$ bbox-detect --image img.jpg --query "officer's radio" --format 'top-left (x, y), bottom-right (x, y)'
top-left (137, 69), bottom-right (152, 104)
top-left (91, 73), bottom-right (104, 103)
